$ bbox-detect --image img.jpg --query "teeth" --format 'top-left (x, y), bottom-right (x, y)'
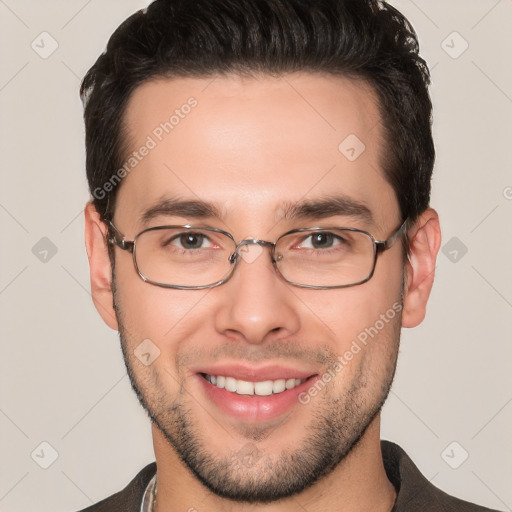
top-left (204, 374), bottom-right (305, 396)
top-left (254, 381), bottom-right (273, 396)
top-left (272, 379), bottom-right (286, 393)
top-left (237, 380), bottom-right (254, 395)
top-left (225, 377), bottom-right (237, 392)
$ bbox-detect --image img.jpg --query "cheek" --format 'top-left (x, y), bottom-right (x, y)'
top-left (113, 258), bottom-right (211, 347)
top-left (300, 284), bottom-right (402, 343)
top-left (317, 291), bottom-right (401, 396)
top-left (294, 256), bottom-right (403, 373)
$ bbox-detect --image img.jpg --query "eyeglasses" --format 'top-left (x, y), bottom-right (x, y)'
top-left (108, 219), bottom-right (408, 290)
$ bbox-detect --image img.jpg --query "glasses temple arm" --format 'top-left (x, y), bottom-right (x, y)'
top-left (107, 222), bottom-right (135, 252)
top-left (376, 218), bottom-right (409, 252)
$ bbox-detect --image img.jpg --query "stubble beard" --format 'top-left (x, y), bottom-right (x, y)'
top-left (113, 275), bottom-right (402, 503)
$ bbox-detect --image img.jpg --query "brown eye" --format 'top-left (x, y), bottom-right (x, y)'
top-left (176, 233), bottom-right (207, 249)
top-left (298, 232), bottom-right (344, 250)
top-left (159, 231), bottom-right (214, 251)
top-left (310, 232), bottom-right (336, 248)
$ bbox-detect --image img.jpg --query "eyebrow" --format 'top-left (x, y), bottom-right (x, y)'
top-left (140, 194), bottom-right (374, 226)
top-left (278, 195), bottom-right (374, 225)
top-left (141, 197), bottom-right (224, 225)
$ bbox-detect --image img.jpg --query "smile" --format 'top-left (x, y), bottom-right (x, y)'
top-left (202, 373), bottom-right (305, 396)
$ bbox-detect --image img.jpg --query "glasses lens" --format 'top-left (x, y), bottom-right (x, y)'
top-left (275, 229), bottom-right (375, 287)
top-left (134, 227), bottom-right (234, 287)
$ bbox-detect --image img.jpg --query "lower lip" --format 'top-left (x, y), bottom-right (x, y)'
top-left (197, 374), bottom-right (319, 423)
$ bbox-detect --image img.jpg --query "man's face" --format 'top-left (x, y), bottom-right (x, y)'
top-left (110, 73), bottom-right (405, 502)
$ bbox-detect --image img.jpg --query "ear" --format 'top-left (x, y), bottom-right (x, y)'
top-left (84, 202), bottom-right (119, 331)
top-left (401, 208), bottom-right (441, 328)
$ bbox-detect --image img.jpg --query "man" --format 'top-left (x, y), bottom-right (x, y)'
top-left (77, 0), bottom-right (499, 511)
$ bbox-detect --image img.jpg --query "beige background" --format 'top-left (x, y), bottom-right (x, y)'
top-left (0, 1), bottom-right (511, 511)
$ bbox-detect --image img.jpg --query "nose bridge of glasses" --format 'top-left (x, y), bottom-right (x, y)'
top-left (228, 238), bottom-right (276, 264)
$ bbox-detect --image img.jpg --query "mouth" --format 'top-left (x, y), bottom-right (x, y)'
top-left (200, 373), bottom-right (307, 396)
top-left (195, 365), bottom-right (320, 423)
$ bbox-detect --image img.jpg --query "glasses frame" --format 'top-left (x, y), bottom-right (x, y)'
top-left (108, 219), bottom-right (409, 290)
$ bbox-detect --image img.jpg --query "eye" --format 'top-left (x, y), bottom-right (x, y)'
top-left (299, 232), bottom-right (343, 250)
top-left (169, 232), bottom-right (213, 250)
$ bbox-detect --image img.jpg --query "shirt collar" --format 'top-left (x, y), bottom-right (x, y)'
top-left (140, 473), bottom-right (157, 512)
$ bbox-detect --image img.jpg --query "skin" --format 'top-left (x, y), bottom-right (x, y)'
top-left (84, 73), bottom-right (441, 512)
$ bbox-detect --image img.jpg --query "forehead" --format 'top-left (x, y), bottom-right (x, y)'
top-left (116, 73), bottom-right (398, 233)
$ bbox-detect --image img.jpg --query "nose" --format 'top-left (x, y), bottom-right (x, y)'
top-left (213, 242), bottom-right (301, 345)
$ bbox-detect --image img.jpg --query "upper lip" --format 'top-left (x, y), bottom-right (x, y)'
top-left (194, 363), bottom-right (318, 382)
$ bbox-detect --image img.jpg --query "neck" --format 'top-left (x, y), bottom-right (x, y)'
top-left (151, 416), bottom-right (396, 512)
